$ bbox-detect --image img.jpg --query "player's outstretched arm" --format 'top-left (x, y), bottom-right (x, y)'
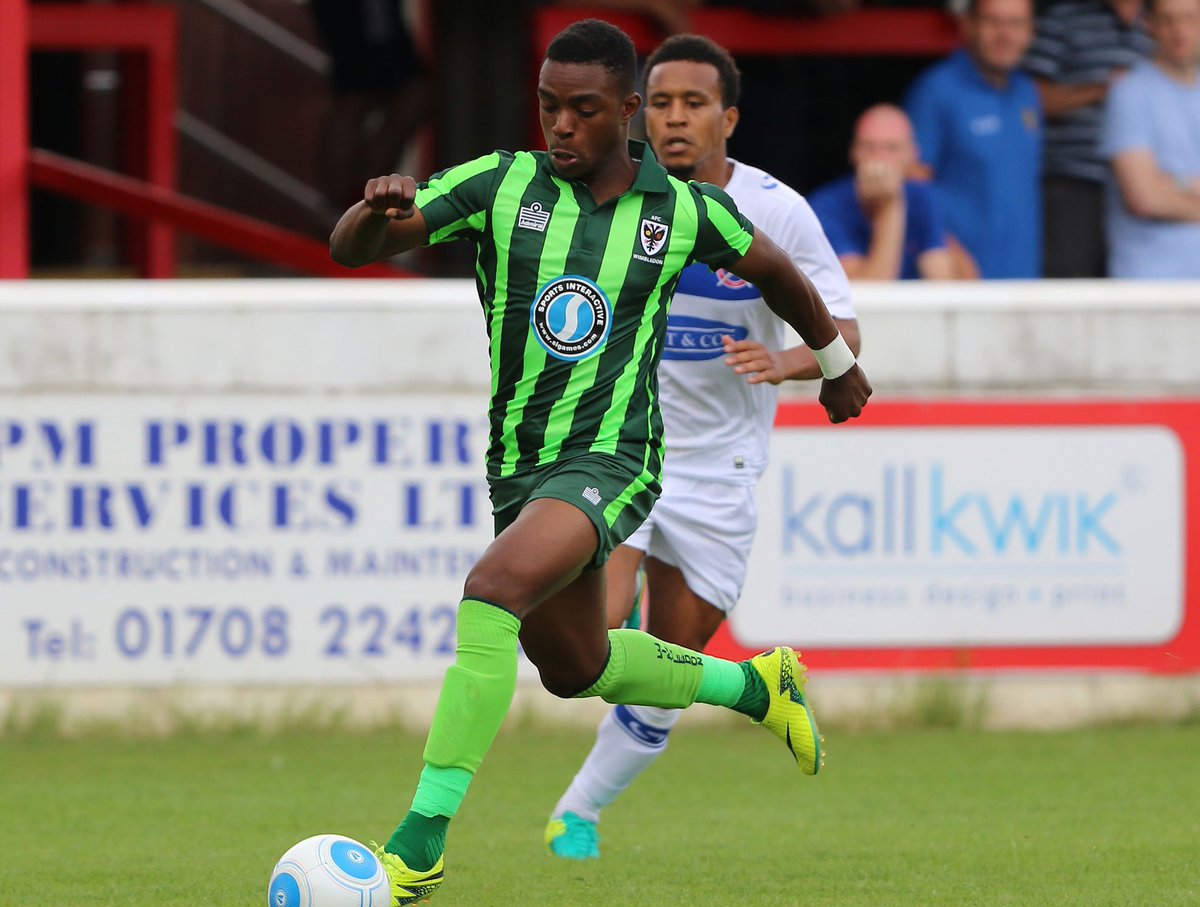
top-left (330, 174), bottom-right (431, 267)
top-left (730, 232), bottom-right (872, 423)
top-left (722, 318), bottom-right (860, 385)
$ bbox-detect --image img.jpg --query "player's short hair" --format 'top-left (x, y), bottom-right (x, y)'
top-left (545, 19), bottom-right (637, 97)
top-left (644, 35), bottom-right (742, 109)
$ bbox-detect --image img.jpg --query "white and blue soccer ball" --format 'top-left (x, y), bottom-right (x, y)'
top-left (268, 834), bottom-right (391, 907)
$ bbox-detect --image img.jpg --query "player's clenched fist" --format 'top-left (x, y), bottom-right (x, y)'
top-left (819, 365), bottom-right (872, 424)
top-left (364, 174), bottom-right (418, 220)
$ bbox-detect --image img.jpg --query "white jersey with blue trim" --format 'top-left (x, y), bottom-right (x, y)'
top-left (660, 159), bottom-right (854, 485)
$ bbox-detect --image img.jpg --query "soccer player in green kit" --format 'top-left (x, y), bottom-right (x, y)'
top-left (330, 18), bottom-right (871, 905)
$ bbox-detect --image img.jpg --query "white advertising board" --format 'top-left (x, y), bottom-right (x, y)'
top-left (735, 427), bottom-right (1185, 648)
top-left (0, 396), bottom-right (494, 686)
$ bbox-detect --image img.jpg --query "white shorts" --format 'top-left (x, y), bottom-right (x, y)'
top-left (623, 473), bottom-right (757, 613)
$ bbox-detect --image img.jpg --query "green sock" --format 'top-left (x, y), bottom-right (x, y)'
top-left (388, 599), bottom-right (520, 869)
top-left (734, 661), bottom-right (770, 721)
top-left (576, 629), bottom-right (704, 707)
top-left (422, 599), bottom-right (520, 771)
top-left (694, 655), bottom-right (769, 720)
top-left (573, 630), bottom-right (770, 722)
top-left (385, 812), bottom-right (447, 872)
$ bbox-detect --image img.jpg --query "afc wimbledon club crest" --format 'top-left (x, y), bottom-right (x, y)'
top-left (640, 218), bottom-right (669, 256)
top-left (530, 275), bottom-right (612, 361)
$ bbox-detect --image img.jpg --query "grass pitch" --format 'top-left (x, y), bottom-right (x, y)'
top-left (2, 720), bottom-right (1197, 906)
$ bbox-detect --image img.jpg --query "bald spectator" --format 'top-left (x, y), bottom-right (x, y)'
top-left (904, 0), bottom-right (1043, 279)
top-left (1100, 0), bottom-right (1200, 278)
top-left (809, 105), bottom-right (972, 279)
top-left (1023, 0), bottom-right (1153, 277)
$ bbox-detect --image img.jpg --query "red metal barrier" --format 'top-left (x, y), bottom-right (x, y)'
top-left (6, 2), bottom-right (961, 278)
top-left (27, 3), bottom-right (180, 277)
top-left (532, 6), bottom-right (960, 58)
top-left (528, 6), bottom-right (960, 151)
top-left (0, 0), bottom-right (30, 278)
top-left (30, 149), bottom-right (412, 279)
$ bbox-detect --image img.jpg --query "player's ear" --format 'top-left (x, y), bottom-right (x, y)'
top-left (623, 91), bottom-right (643, 123)
top-left (723, 105), bottom-right (739, 140)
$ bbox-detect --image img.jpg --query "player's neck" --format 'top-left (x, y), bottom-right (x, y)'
top-left (691, 155), bottom-right (733, 189)
top-left (582, 151), bottom-right (638, 207)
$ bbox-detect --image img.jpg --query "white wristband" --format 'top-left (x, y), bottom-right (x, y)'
top-left (812, 333), bottom-right (856, 380)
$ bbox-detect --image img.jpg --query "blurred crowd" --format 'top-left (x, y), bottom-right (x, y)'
top-left (579, 0), bottom-right (1200, 280)
top-left (26, 0), bottom-right (1200, 279)
top-left (884, 0), bottom-right (1199, 280)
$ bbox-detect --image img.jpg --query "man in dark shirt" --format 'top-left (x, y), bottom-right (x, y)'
top-left (1022, 0), bottom-right (1153, 276)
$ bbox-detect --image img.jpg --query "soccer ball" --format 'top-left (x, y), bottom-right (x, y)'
top-left (268, 834), bottom-right (391, 907)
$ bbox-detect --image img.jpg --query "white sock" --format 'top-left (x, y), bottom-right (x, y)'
top-left (552, 704), bottom-right (682, 823)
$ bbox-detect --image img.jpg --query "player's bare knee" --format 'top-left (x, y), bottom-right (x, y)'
top-left (526, 650), bottom-right (601, 699)
top-left (537, 667), bottom-right (594, 699)
top-left (462, 561), bottom-right (535, 615)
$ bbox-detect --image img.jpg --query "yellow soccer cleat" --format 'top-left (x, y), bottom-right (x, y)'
top-left (371, 844), bottom-right (444, 905)
top-left (749, 646), bottom-right (824, 775)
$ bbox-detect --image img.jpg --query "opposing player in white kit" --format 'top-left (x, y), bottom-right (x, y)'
top-left (544, 34), bottom-right (860, 860)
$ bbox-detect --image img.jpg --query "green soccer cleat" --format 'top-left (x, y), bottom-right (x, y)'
top-left (748, 646), bottom-right (824, 775)
top-left (544, 812), bottom-right (600, 860)
top-left (371, 843), bottom-right (444, 905)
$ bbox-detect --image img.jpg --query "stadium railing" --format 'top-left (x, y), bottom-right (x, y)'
top-left (527, 5), bottom-right (960, 148)
top-left (29, 149), bottom-right (410, 279)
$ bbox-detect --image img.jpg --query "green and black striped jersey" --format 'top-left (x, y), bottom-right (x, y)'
top-left (414, 140), bottom-right (754, 480)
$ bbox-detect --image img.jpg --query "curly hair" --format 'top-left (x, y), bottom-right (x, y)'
top-left (545, 19), bottom-right (637, 96)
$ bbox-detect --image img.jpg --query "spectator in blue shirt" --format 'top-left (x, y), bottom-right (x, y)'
top-left (1100, 0), bottom-right (1200, 278)
top-left (809, 105), bottom-right (967, 280)
top-left (904, 0), bottom-right (1043, 279)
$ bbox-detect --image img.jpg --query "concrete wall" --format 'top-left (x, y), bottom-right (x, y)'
top-left (2, 278), bottom-right (1198, 733)
top-left (4, 278), bottom-right (1198, 395)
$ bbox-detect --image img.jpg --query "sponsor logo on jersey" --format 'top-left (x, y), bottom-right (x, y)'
top-left (674, 262), bottom-right (760, 302)
top-left (661, 315), bottom-right (749, 361)
top-left (518, 201), bottom-right (551, 232)
top-left (529, 275), bottom-right (612, 361)
top-left (716, 268), bottom-right (749, 289)
top-left (640, 218), bottom-right (669, 256)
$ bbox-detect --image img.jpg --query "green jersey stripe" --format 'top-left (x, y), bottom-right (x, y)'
top-left (415, 142), bottom-right (755, 479)
top-left (420, 151), bottom-right (500, 194)
top-left (428, 212), bottom-right (486, 246)
top-left (510, 196), bottom-right (607, 473)
top-left (609, 185), bottom-right (701, 466)
top-left (484, 155), bottom-right (539, 408)
top-left (590, 188), bottom-right (698, 459)
top-left (495, 172), bottom-right (582, 475)
top-left (700, 192), bottom-right (754, 258)
top-left (537, 191), bottom-right (643, 466)
top-left (416, 152), bottom-right (502, 245)
top-left (601, 463), bottom-right (658, 528)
